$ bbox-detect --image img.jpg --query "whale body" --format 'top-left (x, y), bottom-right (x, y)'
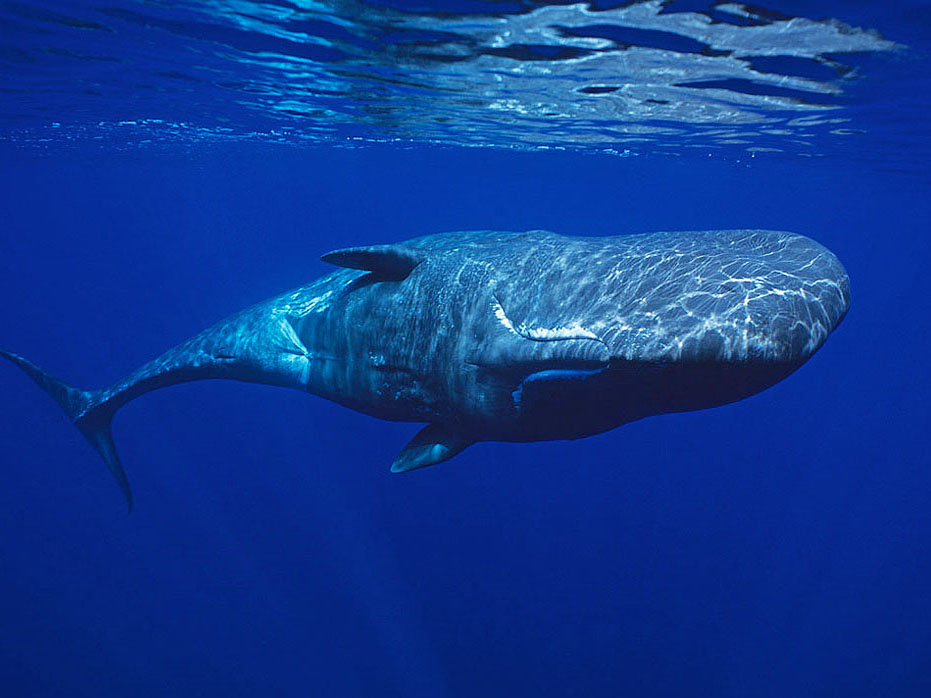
top-left (2, 229), bottom-right (849, 509)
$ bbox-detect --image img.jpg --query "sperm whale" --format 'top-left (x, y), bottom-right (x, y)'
top-left (2, 229), bottom-right (849, 508)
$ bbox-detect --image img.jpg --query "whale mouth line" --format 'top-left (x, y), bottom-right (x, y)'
top-left (492, 293), bottom-right (610, 349)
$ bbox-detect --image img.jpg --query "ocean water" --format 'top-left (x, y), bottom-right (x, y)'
top-left (1, 1), bottom-right (929, 696)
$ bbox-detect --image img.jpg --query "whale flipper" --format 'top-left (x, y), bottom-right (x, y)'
top-left (1, 351), bottom-right (132, 510)
top-left (390, 423), bottom-right (473, 473)
top-left (321, 244), bottom-right (422, 280)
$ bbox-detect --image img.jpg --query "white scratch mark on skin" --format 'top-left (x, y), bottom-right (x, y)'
top-left (493, 298), bottom-right (515, 332)
top-left (524, 323), bottom-right (599, 341)
top-left (493, 297), bottom-right (600, 342)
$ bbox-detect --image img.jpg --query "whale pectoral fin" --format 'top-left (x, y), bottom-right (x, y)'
top-left (390, 423), bottom-right (473, 473)
top-left (321, 244), bottom-right (422, 280)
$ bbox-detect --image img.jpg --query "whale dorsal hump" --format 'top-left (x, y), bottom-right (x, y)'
top-left (321, 244), bottom-right (423, 280)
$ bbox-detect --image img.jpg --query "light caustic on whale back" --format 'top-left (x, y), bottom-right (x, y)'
top-left (2, 229), bottom-right (850, 509)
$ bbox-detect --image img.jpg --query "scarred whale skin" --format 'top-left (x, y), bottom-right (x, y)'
top-left (2, 229), bottom-right (849, 508)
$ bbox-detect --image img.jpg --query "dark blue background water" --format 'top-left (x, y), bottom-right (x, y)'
top-left (2, 2), bottom-right (930, 697)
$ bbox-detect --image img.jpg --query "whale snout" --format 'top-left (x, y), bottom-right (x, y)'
top-left (739, 233), bottom-right (850, 363)
top-left (768, 250), bottom-right (849, 362)
top-left (598, 230), bottom-right (850, 364)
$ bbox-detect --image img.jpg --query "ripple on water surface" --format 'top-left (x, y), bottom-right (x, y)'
top-left (0, 0), bottom-right (908, 158)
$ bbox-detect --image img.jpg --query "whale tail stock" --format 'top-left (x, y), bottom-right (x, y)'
top-left (1, 350), bottom-right (132, 511)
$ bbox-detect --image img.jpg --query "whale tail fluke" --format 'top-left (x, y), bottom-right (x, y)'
top-left (1, 350), bottom-right (131, 511)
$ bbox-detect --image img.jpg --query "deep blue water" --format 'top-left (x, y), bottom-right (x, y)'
top-left (2, 1), bottom-right (930, 697)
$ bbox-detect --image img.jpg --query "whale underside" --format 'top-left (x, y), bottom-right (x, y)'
top-left (2, 229), bottom-right (850, 508)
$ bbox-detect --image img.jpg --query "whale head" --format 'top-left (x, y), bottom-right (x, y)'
top-left (466, 229), bottom-right (850, 439)
top-left (491, 229), bottom-right (850, 365)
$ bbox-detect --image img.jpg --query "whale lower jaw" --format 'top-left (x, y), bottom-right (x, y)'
top-left (487, 356), bottom-right (804, 443)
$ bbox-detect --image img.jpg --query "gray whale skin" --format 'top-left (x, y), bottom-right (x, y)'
top-left (3, 229), bottom-right (849, 509)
